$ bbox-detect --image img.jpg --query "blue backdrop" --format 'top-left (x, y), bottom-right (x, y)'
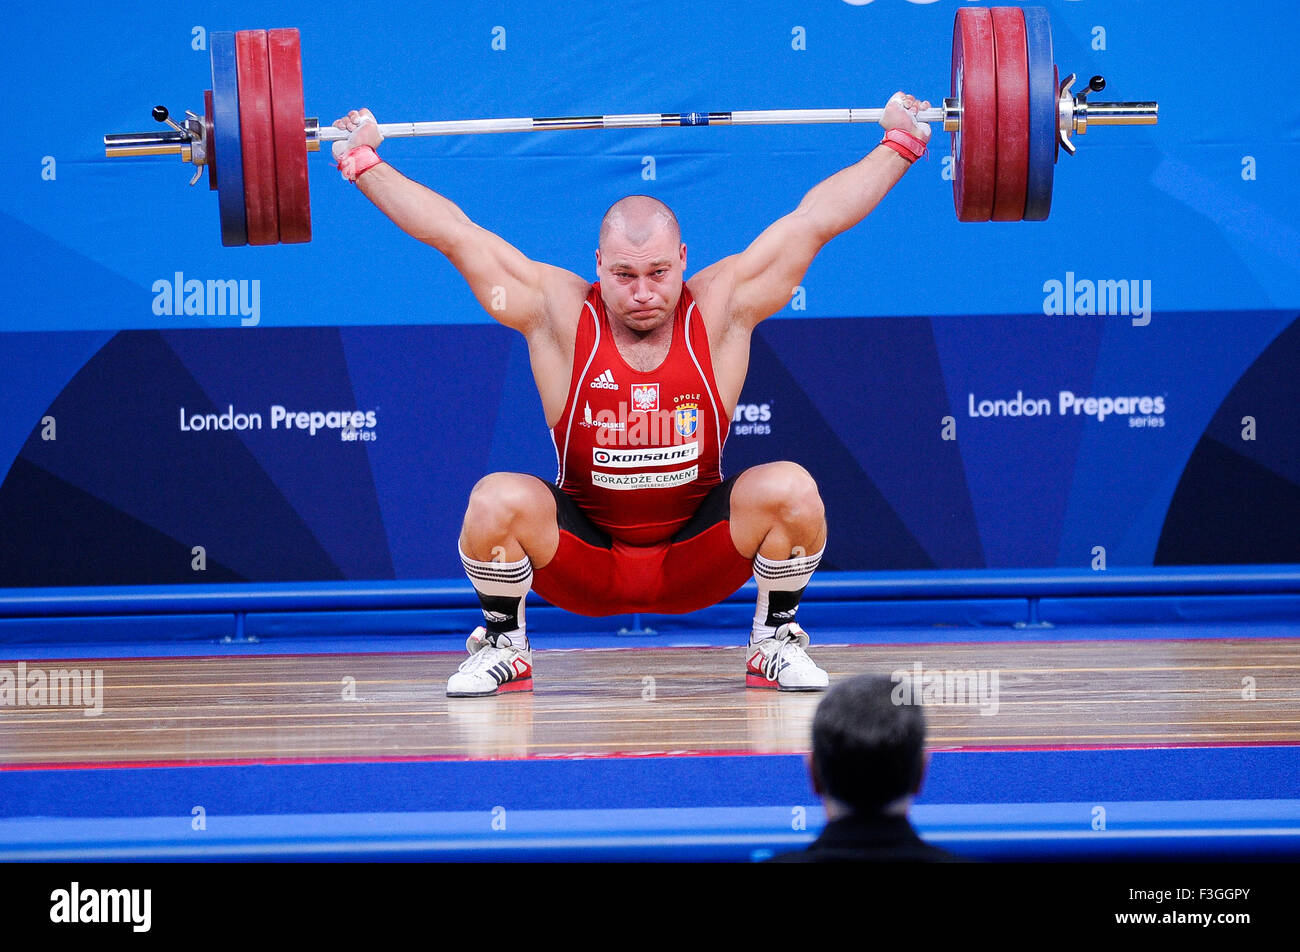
top-left (2, 0), bottom-right (1297, 586)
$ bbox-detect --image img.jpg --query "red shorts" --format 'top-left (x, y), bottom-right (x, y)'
top-left (530, 475), bottom-right (754, 617)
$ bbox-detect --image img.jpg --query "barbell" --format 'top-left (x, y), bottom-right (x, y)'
top-left (103, 7), bottom-right (1157, 246)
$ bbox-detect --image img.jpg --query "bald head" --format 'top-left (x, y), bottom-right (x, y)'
top-left (594, 195), bottom-right (686, 332)
top-left (599, 195), bottom-right (681, 251)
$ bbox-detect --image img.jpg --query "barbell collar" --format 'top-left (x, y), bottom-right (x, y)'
top-left (305, 117), bottom-right (322, 152)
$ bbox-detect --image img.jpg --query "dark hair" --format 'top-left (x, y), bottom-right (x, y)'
top-left (811, 675), bottom-right (926, 813)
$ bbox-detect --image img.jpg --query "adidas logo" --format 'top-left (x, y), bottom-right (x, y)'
top-left (589, 369), bottom-right (619, 389)
top-left (748, 649), bottom-right (786, 675)
top-left (488, 657), bottom-right (532, 685)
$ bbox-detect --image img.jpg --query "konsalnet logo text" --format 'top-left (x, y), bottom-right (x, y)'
top-left (178, 405), bottom-right (379, 440)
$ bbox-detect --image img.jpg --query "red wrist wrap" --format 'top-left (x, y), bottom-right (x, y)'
top-left (880, 128), bottom-right (928, 163)
top-left (338, 145), bottom-right (383, 182)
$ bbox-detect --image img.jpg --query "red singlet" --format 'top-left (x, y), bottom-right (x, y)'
top-left (531, 283), bottom-right (754, 617)
top-left (550, 283), bottom-right (729, 545)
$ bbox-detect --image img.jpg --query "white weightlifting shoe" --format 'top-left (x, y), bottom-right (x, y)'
top-left (745, 622), bottom-right (829, 691)
top-left (446, 627), bottom-right (534, 697)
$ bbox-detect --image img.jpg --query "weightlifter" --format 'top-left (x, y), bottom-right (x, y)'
top-left (331, 92), bottom-right (931, 697)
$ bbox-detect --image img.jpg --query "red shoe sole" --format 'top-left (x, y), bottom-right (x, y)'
top-left (495, 677), bottom-right (534, 695)
top-left (745, 673), bottom-right (827, 692)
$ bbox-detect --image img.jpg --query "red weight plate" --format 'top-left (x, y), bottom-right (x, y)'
top-left (990, 6), bottom-right (1029, 222)
top-left (951, 8), bottom-right (997, 222)
top-left (268, 28), bottom-right (311, 244)
top-left (205, 89), bottom-right (217, 191)
top-left (235, 30), bottom-right (280, 245)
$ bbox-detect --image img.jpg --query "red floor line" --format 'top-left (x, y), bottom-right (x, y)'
top-left (0, 648), bottom-right (465, 665)
top-left (2, 632), bottom-right (1298, 666)
top-left (0, 748), bottom-right (771, 772)
top-left (930, 740), bottom-right (1300, 753)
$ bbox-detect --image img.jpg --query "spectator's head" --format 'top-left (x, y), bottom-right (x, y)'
top-left (809, 675), bottom-right (927, 817)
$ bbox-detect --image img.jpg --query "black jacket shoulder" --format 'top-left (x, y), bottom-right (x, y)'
top-left (766, 813), bottom-right (968, 863)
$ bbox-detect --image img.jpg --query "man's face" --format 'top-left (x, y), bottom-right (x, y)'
top-left (595, 223), bottom-right (687, 333)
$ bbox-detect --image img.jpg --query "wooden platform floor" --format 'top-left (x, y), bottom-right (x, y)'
top-left (3, 639), bottom-right (1298, 766)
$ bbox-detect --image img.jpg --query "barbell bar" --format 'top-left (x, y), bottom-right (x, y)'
top-left (103, 7), bottom-right (1157, 244)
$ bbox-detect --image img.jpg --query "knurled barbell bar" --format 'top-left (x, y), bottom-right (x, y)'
top-left (103, 7), bottom-right (1157, 246)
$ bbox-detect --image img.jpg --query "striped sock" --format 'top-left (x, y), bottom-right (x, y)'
top-left (750, 546), bottom-right (824, 643)
top-left (459, 546), bottom-right (533, 647)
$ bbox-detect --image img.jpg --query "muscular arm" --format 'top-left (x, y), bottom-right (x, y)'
top-left (355, 163), bottom-right (583, 334)
top-left (693, 93), bottom-right (930, 330)
top-left (334, 110), bottom-right (588, 424)
top-left (335, 109), bottom-right (586, 336)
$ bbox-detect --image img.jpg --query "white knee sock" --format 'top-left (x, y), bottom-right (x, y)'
top-left (459, 545), bottom-right (533, 648)
top-left (751, 546), bottom-right (823, 643)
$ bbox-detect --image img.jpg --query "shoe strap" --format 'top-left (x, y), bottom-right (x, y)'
top-left (465, 626), bottom-right (489, 654)
top-left (774, 622), bottom-right (810, 648)
top-left (468, 627), bottom-right (527, 653)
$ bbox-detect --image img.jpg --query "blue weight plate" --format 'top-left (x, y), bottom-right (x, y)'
top-left (1023, 6), bottom-right (1055, 221)
top-left (210, 31), bottom-right (248, 246)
